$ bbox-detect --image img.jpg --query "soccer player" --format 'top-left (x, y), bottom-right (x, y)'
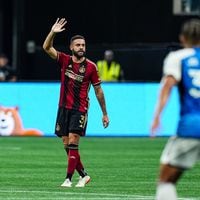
top-left (151, 18), bottom-right (200, 200)
top-left (43, 18), bottom-right (109, 187)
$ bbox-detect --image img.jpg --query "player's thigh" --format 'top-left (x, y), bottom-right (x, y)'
top-left (55, 107), bottom-right (70, 137)
top-left (69, 110), bottom-right (88, 136)
top-left (68, 133), bottom-right (80, 145)
top-left (62, 136), bottom-right (69, 145)
top-left (159, 164), bottom-right (183, 183)
top-left (160, 136), bottom-right (200, 169)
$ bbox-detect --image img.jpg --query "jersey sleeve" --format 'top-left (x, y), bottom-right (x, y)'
top-left (91, 64), bottom-right (101, 85)
top-left (163, 52), bottom-right (181, 82)
top-left (57, 52), bottom-right (70, 68)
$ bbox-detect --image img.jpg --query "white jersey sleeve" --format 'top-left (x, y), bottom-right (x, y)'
top-left (163, 52), bottom-right (181, 82)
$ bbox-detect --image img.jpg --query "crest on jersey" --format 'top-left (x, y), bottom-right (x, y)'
top-left (68, 64), bottom-right (72, 68)
top-left (187, 57), bottom-right (199, 67)
top-left (79, 66), bottom-right (85, 73)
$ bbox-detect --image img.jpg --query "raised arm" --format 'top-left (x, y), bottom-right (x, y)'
top-left (94, 84), bottom-right (109, 128)
top-left (43, 18), bottom-right (67, 59)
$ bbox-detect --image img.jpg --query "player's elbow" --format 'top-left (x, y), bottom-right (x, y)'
top-left (42, 43), bottom-right (49, 52)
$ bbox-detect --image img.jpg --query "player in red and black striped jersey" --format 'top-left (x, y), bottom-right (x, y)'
top-left (57, 52), bottom-right (101, 112)
top-left (43, 18), bottom-right (109, 187)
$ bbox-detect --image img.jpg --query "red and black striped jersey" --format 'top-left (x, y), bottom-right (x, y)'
top-left (57, 52), bottom-right (101, 113)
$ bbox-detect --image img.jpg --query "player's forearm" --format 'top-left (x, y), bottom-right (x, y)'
top-left (95, 89), bottom-right (108, 116)
top-left (43, 31), bottom-right (56, 51)
top-left (155, 76), bottom-right (177, 118)
top-left (154, 82), bottom-right (172, 118)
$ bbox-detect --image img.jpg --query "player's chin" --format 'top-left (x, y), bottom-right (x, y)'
top-left (78, 51), bottom-right (85, 56)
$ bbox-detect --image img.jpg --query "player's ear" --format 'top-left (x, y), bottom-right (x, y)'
top-left (69, 44), bottom-right (73, 51)
top-left (179, 34), bottom-right (187, 46)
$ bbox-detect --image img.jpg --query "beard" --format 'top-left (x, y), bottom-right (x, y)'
top-left (72, 49), bottom-right (86, 59)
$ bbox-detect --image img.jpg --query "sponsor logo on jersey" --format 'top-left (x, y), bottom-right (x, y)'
top-left (65, 69), bottom-right (84, 82)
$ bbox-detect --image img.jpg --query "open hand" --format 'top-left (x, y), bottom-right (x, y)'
top-left (51, 18), bottom-right (67, 33)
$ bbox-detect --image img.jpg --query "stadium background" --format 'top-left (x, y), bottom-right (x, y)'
top-left (0, 0), bottom-right (194, 81)
top-left (1, 1), bottom-right (200, 200)
top-left (0, 0), bottom-right (199, 137)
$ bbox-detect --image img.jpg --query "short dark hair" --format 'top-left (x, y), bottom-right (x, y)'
top-left (70, 35), bottom-right (85, 44)
top-left (181, 18), bottom-right (200, 45)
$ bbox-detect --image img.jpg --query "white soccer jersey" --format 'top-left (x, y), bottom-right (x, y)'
top-left (163, 48), bottom-right (196, 82)
top-left (163, 47), bottom-right (200, 138)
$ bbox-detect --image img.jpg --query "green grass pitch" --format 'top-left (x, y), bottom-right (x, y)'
top-left (0, 137), bottom-right (199, 200)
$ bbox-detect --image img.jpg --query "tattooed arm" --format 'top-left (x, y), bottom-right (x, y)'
top-left (94, 84), bottom-right (109, 128)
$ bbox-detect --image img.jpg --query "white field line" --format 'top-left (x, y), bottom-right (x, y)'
top-left (0, 147), bottom-right (21, 150)
top-left (0, 190), bottom-right (151, 197)
top-left (0, 190), bottom-right (199, 200)
top-left (0, 197), bottom-right (150, 200)
top-left (0, 198), bottom-right (153, 200)
top-left (1, 198), bottom-right (198, 200)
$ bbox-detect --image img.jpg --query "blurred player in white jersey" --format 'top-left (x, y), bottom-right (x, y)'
top-left (151, 18), bottom-right (200, 200)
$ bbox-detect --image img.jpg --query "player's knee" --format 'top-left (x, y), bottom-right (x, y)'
top-left (159, 164), bottom-right (183, 183)
top-left (159, 172), bottom-right (182, 183)
top-left (69, 134), bottom-right (80, 144)
top-left (62, 136), bottom-right (69, 144)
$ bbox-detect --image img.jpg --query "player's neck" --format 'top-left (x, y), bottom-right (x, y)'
top-left (182, 41), bottom-right (200, 48)
top-left (72, 56), bottom-right (85, 63)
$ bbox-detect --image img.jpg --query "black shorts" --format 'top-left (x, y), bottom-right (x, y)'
top-left (55, 107), bottom-right (88, 137)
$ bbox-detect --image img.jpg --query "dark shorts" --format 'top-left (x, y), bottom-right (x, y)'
top-left (55, 107), bottom-right (88, 137)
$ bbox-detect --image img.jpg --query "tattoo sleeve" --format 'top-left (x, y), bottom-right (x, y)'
top-left (94, 85), bottom-right (107, 115)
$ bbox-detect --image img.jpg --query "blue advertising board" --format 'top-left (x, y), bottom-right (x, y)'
top-left (0, 82), bottom-right (179, 136)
